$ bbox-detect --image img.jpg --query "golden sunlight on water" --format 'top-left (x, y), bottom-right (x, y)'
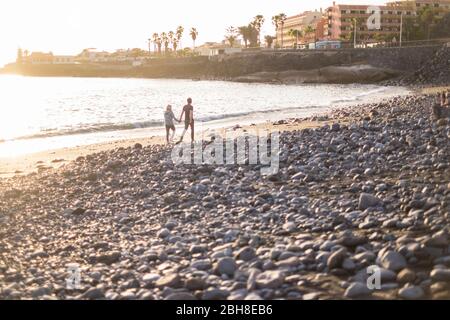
top-left (0, 75), bottom-right (46, 141)
top-left (0, 75), bottom-right (410, 157)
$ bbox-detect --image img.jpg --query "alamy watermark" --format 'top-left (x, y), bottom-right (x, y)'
top-left (367, 265), bottom-right (381, 290)
top-left (66, 263), bottom-right (81, 290)
top-left (367, 6), bottom-right (381, 31)
top-left (171, 125), bottom-right (280, 175)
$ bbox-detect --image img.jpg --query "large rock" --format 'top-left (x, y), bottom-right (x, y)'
top-left (155, 274), bottom-right (182, 288)
top-left (358, 193), bottom-right (382, 210)
top-left (327, 248), bottom-right (347, 270)
top-left (344, 282), bottom-right (372, 298)
top-left (255, 271), bottom-right (284, 289)
top-left (215, 257), bottom-right (237, 276)
top-left (235, 247), bottom-right (256, 262)
top-left (398, 286), bottom-right (424, 300)
top-left (380, 251), bottom-right (407, 271)
top-left (430, 269), bottom-right (450, 282)
top-left (95, 251), bottom-right (121, 265)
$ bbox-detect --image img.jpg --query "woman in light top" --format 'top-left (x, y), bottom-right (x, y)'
top-left (164, 105), bottom-right (179, 144)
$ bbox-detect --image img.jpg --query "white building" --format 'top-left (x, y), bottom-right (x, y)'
top-left (195, 43), bottom-right (242, 57)
top-left (53, 55), bottom-right (76, 64)
top-left (78, 49), bottom-right (111, 63)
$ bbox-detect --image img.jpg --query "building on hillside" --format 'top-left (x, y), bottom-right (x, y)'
top-left (53, 55), bottom-right (76, 64)
top-left (276, 10), bottom-right (325, 48)
top-left (327, 2), bottom-right (415, 43)
top-left (20, 52), bottom-right (76, 65)
top-left (388, 0), bottom-right (450, 16)
top-left (327, 0), bottom-right (450, 43)
top-left (195, 42), bottom-right (242, 57)
top-left (77, 49), bottom-right (111, 63)
top-left (25, 52), bottom-right (54, 64)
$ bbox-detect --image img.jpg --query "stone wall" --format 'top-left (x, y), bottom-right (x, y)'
top-left (202, 45), bottom-right (442, 79)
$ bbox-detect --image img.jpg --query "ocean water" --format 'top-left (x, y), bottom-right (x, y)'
top-left (0, 75), bottom-right (410, 156)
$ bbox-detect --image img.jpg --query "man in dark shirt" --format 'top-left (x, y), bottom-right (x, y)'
top-left (178, 97), bottom-right (195, 143)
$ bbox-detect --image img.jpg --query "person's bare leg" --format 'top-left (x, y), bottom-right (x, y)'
top-left (176, 128), bottom-right (187, 144)
top-left (191, 122), bottom-right (195, 142)
top-left (166, 126), bottom-right (170, 144)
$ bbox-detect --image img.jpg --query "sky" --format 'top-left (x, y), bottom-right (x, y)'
top-left (0, 0), bottom-right (383, 67)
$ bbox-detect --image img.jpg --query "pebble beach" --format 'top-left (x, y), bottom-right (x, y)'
top-left (0, 90), bottom-right (449, 300)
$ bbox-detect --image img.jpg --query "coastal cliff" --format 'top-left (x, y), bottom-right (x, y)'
top-left (1, 45), bottom-right (444, 85)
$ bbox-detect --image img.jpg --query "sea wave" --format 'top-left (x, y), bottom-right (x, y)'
top-left (2, 104), bottom-right (329, 142)
top-left (0, 85), bottom-right (401, 143)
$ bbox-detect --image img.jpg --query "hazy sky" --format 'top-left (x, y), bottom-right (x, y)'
top-left (0, 0), bottom-right (383, 66)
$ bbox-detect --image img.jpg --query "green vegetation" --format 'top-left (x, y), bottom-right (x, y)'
top-left (251, 15), bottom-right (265, 46)
top-left (190, 28), bottom-right (199, 50)
top-left (238, 25), bottom-right (258, 48)
top-left (271, 13), bottom-right (286, 47)
top-left (225, 26), bottom-right (238, 47)
top-left (403, 8), bottom-right (450, 41)
top-left (264, 35), bottom-right (275, 48)
top-left (431, 12), bottom-right (450, 38)
top-left (288, 29), bottom-right (302, 48)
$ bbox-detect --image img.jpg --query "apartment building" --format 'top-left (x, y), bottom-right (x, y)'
top-left (276, 10), bottom-right (325, 48)
top-left (328, 0), bottom-right (450, 42)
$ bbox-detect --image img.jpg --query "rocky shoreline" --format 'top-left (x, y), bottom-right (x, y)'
top-left (0, 93), bottom-right (449, 300)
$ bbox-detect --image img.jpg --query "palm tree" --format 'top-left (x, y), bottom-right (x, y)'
top-left (238, 26), bottom-right (251, 48)
top-left (251, 15), bottom-right (265, 46)
top-left (288, 29), bottom-right (302, 48)
top-left (225, 26), bottom-right (238, 47)
top-left (168, 31), bottom-right (175, 52)
top-left (176, 26), bottom-right (184, 49)
top-left (350, 17), bottom-right (365, 46)
top-left (272, 14), bottom-right (281, 46)
top-left (419, 7), bottom-right (437, 40)
top-left (279, 13), bottom-right (287, 48)
top-left (264, 35), bottom-right (275, 48)
top-left (304, 25), bottom-right (316, 44)
top-left (272, 15), bottom-right (281, 47)
top-left (147, 38), bottom-right (152, 54)
top-left (190, 28), bottom-right (199, 50)
top-left (161, 32), bottom-right (169, 54)
top-left (152, 33), bottom-right (162, 55)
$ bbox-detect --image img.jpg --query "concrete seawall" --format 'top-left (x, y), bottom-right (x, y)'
top-left (204, 45), bottom-right (441, 79)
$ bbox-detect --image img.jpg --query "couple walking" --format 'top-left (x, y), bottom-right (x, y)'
top-left (164, 98), bottom-right (195, 144)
